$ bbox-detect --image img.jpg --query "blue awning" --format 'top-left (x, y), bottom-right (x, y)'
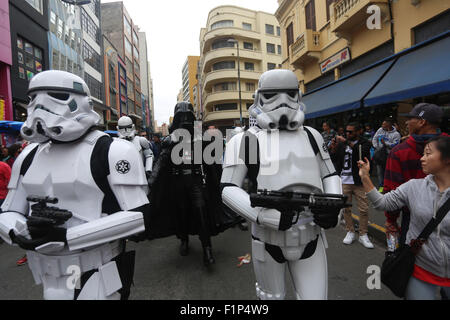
top-left (0, 121), bottom-right (23, 134)
top-left (365, 34), bottom-right (450, 107)
top-left (302, 59), bottom-right (395, 119)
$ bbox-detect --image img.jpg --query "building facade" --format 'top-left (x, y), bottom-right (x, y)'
top-left (101, 1), bottom-right (143, 129)
top-left (9, 0), bottom-right (49, 122)
top-left (103, 34), bottom-right (121, 130)
top-left (0, 0), bottom-right (13, 121)
top-left (138, 30), bottom-right (153, 133)
top-left (199, 5), bottom-right (283, 131)
top-left (275, 0), bottom-right (450, 132)
top-left (181, 56), bottom-right (200, 106)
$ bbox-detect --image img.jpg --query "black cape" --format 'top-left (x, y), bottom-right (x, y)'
top-left (145, 140), bottom-right (243, 240)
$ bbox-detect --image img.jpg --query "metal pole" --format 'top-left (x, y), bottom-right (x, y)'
top-left (236, 42), bottom-right (243, 127)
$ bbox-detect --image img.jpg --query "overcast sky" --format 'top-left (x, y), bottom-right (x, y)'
top-left (100, 0), bottom-right (279, 127)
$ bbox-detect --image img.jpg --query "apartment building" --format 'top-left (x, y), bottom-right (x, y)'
top-left (181, 56), bottom-right (200, 106)
top-left (276, 0), bottom-right (450, 132)
top-left (101, 1), bottom-right (143, 129)
top-left (138, 30), bottom-right (153, 132)
top-left (199, 5), bottom-right (283, 131)
top-left (0, 1), bottom-right (12, 121)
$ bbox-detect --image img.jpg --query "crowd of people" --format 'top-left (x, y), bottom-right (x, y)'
top-left (0, 69), bottom-right (447, 301)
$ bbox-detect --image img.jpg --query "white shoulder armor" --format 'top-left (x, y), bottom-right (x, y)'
top-left (7, 143), bottom-right (39, 189)
top-left (304, 126), bottom-right (331, 161)
top-left (108, 138), bottom-right (147, 186)
top-left (138, 137), bottom-right (151, 150)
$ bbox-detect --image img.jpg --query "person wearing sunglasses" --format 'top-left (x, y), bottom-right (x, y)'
top-left (332, 122), bottom-right (373, 248)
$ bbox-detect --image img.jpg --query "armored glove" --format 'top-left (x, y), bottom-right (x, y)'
top-left (311, 208), bottom-right (340, 229)
top-left (9, 226), bottom-right (67, 251)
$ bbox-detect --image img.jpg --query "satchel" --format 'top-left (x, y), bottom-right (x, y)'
top-left (381, 197), bottom-right (450, 298)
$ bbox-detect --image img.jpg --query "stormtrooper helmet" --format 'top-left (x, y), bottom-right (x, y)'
top-left (21, 70), bottom-right (100, 143)
top-left (249, 69), bottom-right (305, 131)
top-left (117, 116), bottom-right (136, 140)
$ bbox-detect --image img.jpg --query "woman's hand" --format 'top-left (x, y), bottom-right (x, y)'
top-left (358, 157), bottom-right (371, 178)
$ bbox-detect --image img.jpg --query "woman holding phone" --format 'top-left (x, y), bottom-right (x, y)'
top-left (358, 136), bottom-right (450, 300)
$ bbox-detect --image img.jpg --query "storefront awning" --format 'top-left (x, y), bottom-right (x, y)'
top-left (364, 33), bottom-right (450, 107)
top-left (302, 59), bottom-right (395, 119)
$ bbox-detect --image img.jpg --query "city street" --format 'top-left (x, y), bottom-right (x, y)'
top-left (0, 222), bottom-right (397, 300)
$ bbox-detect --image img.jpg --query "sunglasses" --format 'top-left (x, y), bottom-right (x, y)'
top-left (346, 130), bottom-right (355, 133)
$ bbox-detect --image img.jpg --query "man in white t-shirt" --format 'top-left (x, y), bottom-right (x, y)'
top-left (331, 122), bottom-right (374, 249)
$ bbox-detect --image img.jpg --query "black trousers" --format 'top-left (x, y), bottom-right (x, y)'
top-left (173, 174), bottom-right (211, 247)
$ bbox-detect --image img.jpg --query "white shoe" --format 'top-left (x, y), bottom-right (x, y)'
top-left (359, 234), bottom-right (374, 249)
top-left (343, 232), bottom-right (356, 245)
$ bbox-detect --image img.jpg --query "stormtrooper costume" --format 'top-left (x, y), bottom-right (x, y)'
top-left (117, 116), bottom-right (154, 176)
top-left (221, 69), bottom-right (342, 300)
top-left (0, 70), bottom-right (149, 300)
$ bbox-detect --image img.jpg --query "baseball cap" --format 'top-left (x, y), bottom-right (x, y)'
top-left (400, 103), bottom-right (443, 125)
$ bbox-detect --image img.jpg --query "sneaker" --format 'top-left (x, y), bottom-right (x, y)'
top-left (343, 232), bottom-right (356, 245)
top-left (359, 234), bottom-right (374, 249)
top-left (16, 255), bottom-right (27, 266)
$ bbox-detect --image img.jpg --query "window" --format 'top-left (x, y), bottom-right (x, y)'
top-left (212, 61), bottom-right (235, 71)
top-left (278, 45), bottom-right (282, 55)
top-left (133, 46), bottom-right (139, 60)
top-left (16, 36), bottom-right (43, 80)
top-left (124, 16), bottom-right (132, 35)
top-left (52, 49), bottom-right (59, 69)
top-left (83, 40), bottom-right (101, 72)
top-left (86, 0), bottom-right (100, 19)
top-left (246, 83), bottom-right (255, 92)
top-left (133, 31), bottom-right (139, 45)
top-left (265, 24), bottom-right (274, 35)
top-left (211, 38), bottom-right (234, 50)
top-left (127, 80), bottom-right (134, 99)
top-left (243, 42), bottom-right (253, 50)
top-left (65, 25), bottom-right (70, 45)
top-left (125, 38), bottom-right (132, 56)
top-left (244, 62), bottom-right (254, 71)
top-left (305, 0), bottom-right (317, 31)
top-left (57, 18), bottom-right (64, 39)
top-left (267, 63), bottom-right (276, 70)
top-left (242, 22), bottom-right (252, 30)
top-left (135, 77), bottom-right (140, 90)
top-left (286, 23), bottom-right (294, 50)
top-left (214, 103), bottom-right (236, 111)
top-left (134, 62), bottom-right (140, 75)
top-left (266, 43), bottom-right (275, 54)
top-left (213, 82), bottom-right (236, 92)
top-left (211, 20), bottom-right (233, 30)
top-left (125, 58), bottom-right (133, 79)
top-left (81, 9), bottom-right (100, 45)
top-left (25, 0), bottom-right (43, 14)
top-left (84, 73), bottom-right (102, 101)
top-left (50, 11), bottom-right (57, 33)
top-left (277, 26), bottom-right (281, 37)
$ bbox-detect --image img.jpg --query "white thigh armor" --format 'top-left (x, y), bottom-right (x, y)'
top-left (222, 126), bottom-right (341, 300)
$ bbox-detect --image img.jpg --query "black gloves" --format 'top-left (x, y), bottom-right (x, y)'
top-left (278, 210), bottom-right (300, 231)
top-left (9, 216), bottom-right (67, 251)
top-left (312, 208), bottom-right (340, 229)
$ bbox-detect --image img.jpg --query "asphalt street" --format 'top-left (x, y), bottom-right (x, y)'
top-left (0, 222), bottom-right (398, 300)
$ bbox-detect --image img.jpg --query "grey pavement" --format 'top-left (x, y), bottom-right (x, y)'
top-left (0, 223), bottom-right (398, 300)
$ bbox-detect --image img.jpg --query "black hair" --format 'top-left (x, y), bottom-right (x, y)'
top-left (426, 136), bottom-right (450, 162)
top-left (383, 118), bottom-right (393, 125)
top-left (7, 144), bottom-right (22, 157)
top-left (347, 122), bottom-right (361, 131)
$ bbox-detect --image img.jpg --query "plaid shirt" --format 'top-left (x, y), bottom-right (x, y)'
top-left (384, 132), bottom-right (449, 223)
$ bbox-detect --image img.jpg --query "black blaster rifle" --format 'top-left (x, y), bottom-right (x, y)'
top-left (250, 189), bottom-right (351, 223)
top-left (26, 196), bottom-right (73, 227)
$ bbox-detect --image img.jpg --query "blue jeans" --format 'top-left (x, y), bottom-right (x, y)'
top-left (376, 165), bottom-right (385, 188)
top-left (405, 276), bottom-right (450, 300)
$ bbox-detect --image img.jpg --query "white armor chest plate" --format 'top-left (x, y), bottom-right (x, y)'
top-left (256, 129), bottom-right (323, 193)
top-left (21, 133), bottom-right (105, 228)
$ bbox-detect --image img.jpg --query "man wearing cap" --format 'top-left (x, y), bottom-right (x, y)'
top-left (384, 103), bottom-right (448, 248)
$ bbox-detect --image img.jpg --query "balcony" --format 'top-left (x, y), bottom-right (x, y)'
top-left (202, 48), bottom-right (262, 74)
top-left (330, 0), bottom-right (389, 41)
top-left (289, 30), bottom-right (321, 71)
top-left (204, 91), bottom-right (254, 107)
top-left (203, 69), bottom-right (261, 91)
top-left (202, 27), bottom-right (261, 53)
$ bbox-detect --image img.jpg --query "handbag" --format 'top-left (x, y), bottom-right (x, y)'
top-left (381, 197), bottom-right (450, 298)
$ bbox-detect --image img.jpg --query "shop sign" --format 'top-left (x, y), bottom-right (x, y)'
top-left (320, 47), bottom-right (351, 74)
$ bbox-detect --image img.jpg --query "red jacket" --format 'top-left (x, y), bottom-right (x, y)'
top-left (0, 161), bottom-right (11, 199)
top-left (384, 132), bottom-right (449, 223)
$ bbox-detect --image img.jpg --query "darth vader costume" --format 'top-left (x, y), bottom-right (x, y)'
top-left (146, 102), bottom-right (241, 266)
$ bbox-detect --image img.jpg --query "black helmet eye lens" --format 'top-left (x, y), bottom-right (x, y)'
top-left (287, 90), bottom-right (298, 98)
top-left (263, 93), bottom-right (277, 100)
top-left (48, 92), bottom-right (70, 101)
